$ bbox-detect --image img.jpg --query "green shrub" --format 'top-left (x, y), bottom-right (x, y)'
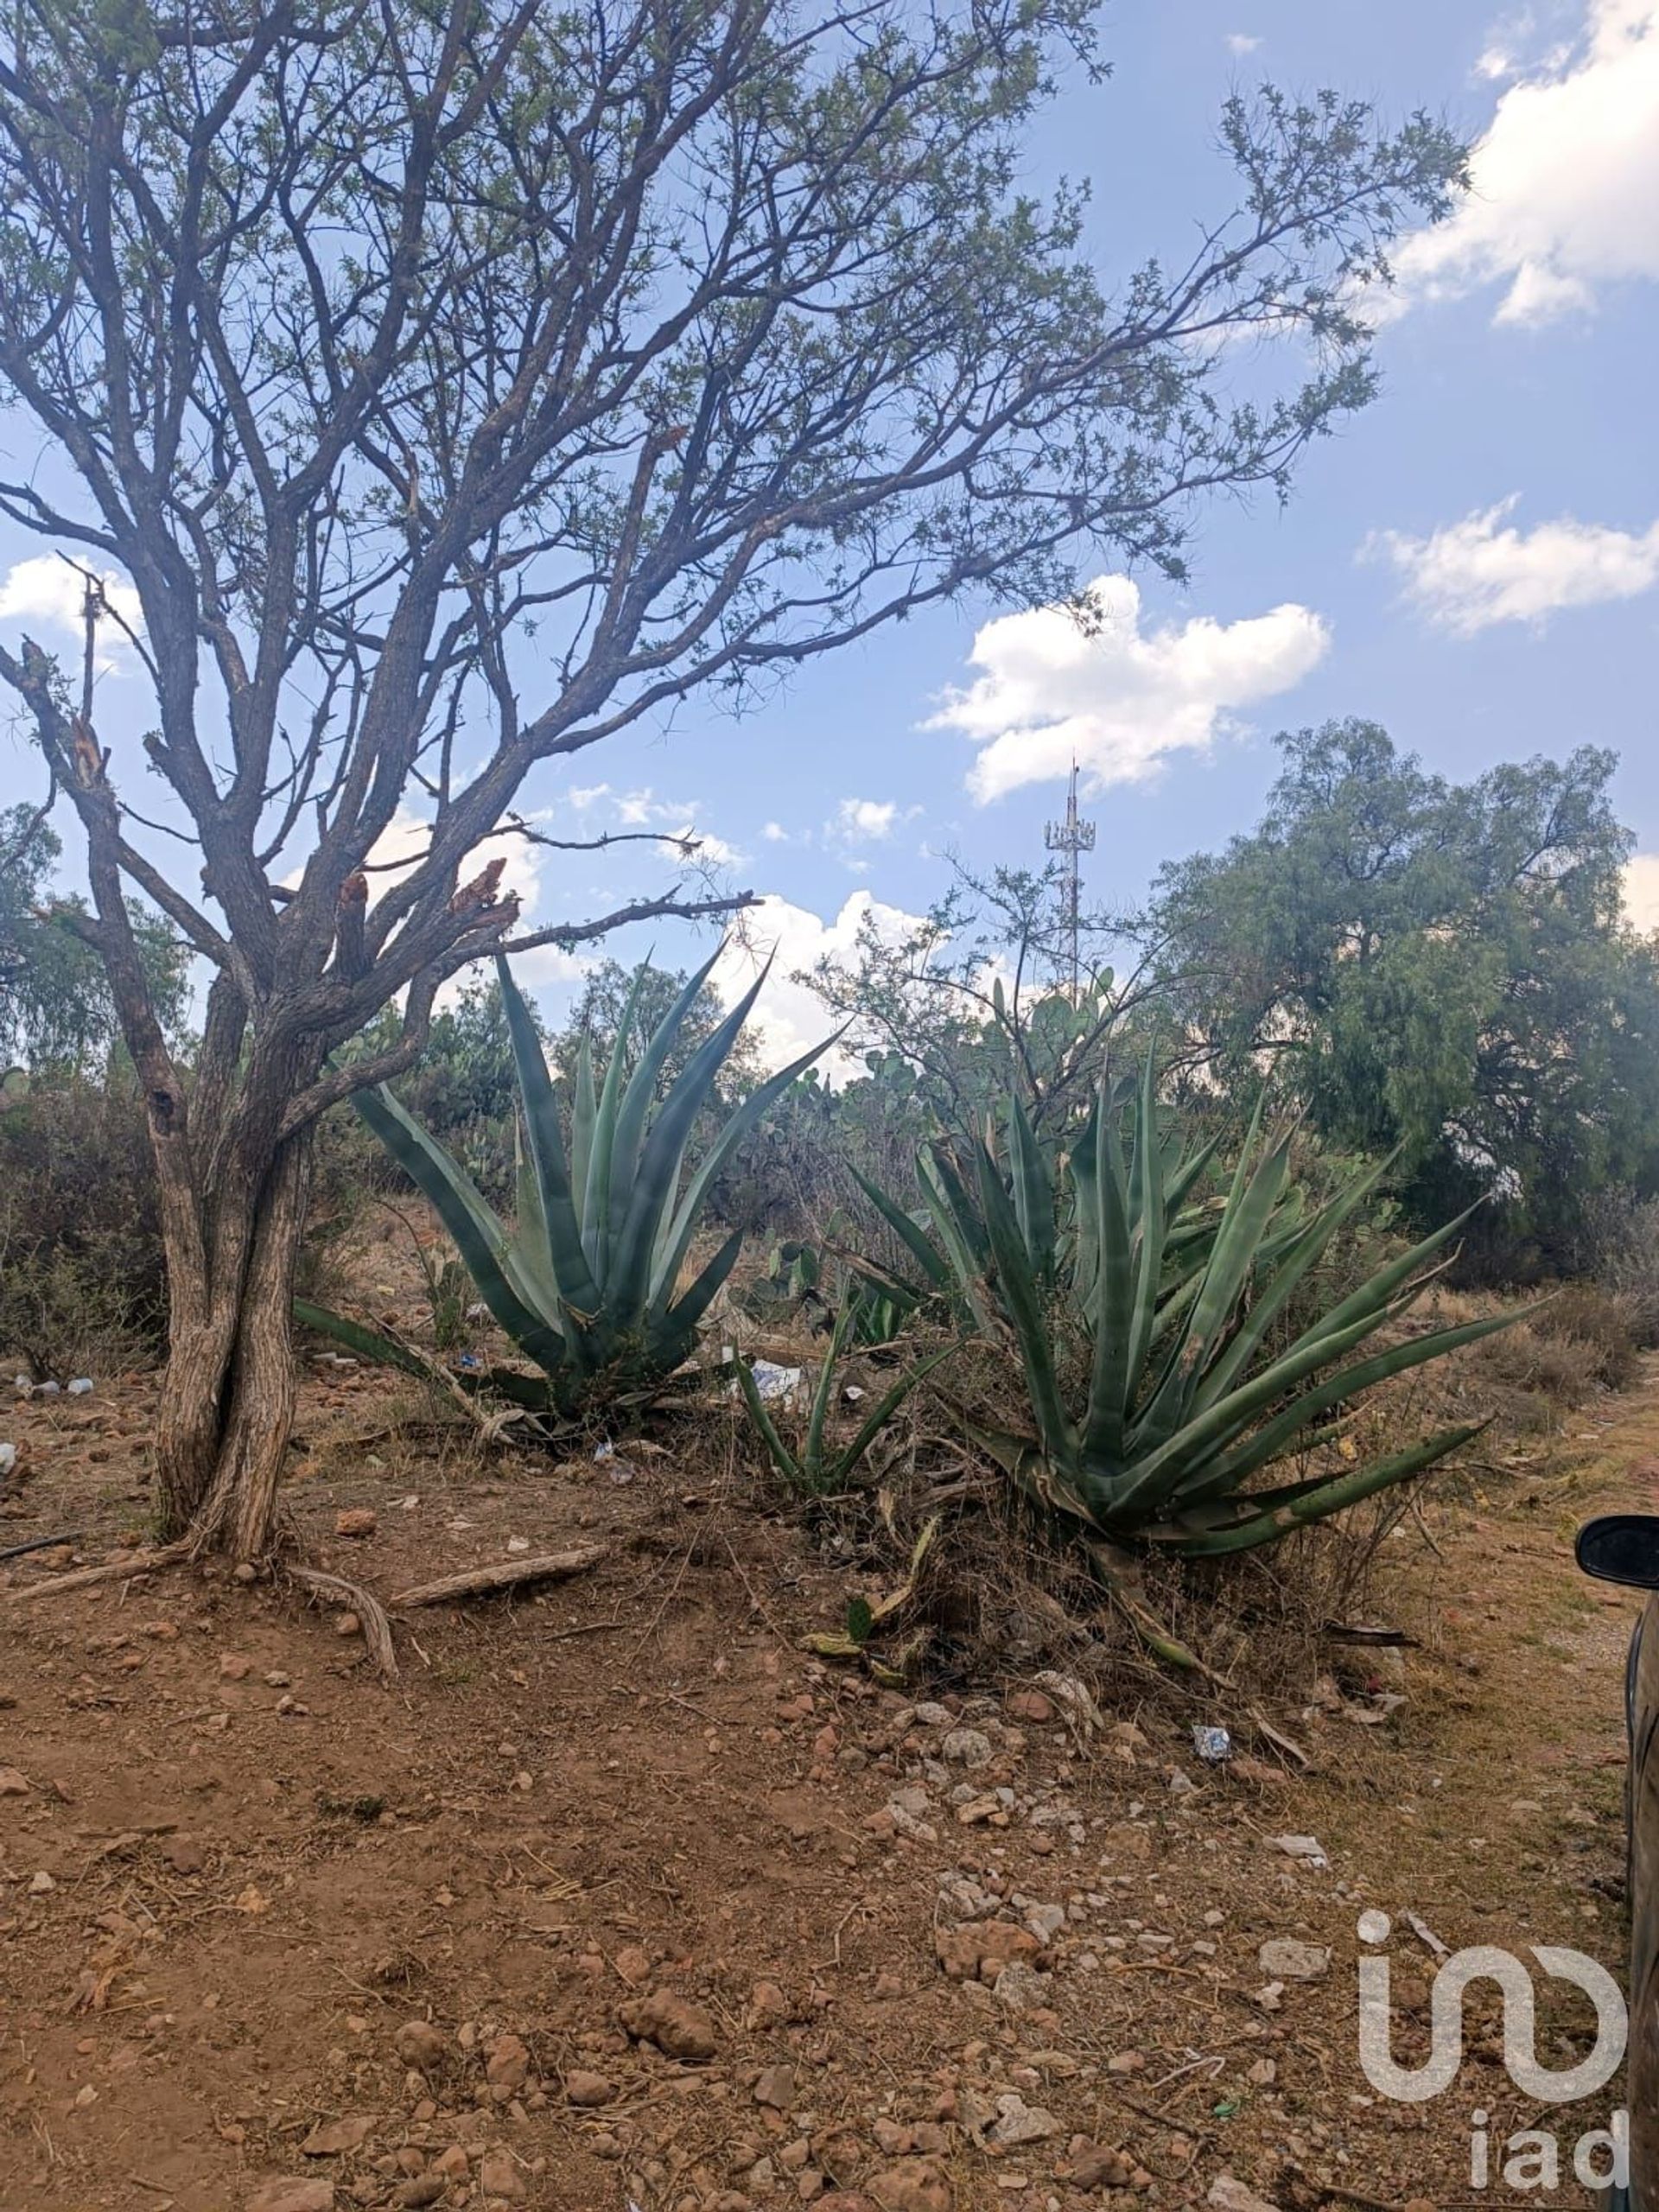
top-left (918, 1061), bottom-right (1522, 1567)
top-left (301, 949), bottom-right (830, 1414)
top-left (0, 1076), bottom-right (166, 1375)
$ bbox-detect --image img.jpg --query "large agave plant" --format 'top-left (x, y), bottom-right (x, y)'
top-left (927, 1058), bottom-right (1520, 1560)
top-left (302, 949), bottom-right (830, 1411)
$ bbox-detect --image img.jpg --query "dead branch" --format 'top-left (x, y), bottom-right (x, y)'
top-left (390, 1547), bottom-right (607, 1609)
top-left (286, 1564), bottom-right (400, 1684)
top-left (3, 1543), bottom-right (190, 1601)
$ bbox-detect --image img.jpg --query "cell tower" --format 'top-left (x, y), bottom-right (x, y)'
top-left (1044, 760), bottom-right (1096, 997)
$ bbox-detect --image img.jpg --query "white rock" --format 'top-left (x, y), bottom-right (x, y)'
top-left (1208, 2174), bottom-right (1282, 2212)
top-left (942, 1726), bottom-right (995, 1768)
top-left (1258, 1938), bottom-right (1330, 1981)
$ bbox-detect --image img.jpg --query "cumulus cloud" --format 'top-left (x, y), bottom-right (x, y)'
top-left (927, 575), bottom-right (1328, 803)
top-left (1225, 31), bottom-right (1262, 54)
top-left (1391, 0), bottom-right (1659, 324)
top-left (832, 798), bottom-right (899, 842)
top-left (711, 890), bottom-right (924, 1078)
top-left (0, 555), bottom-right (144, 671)
top-left (1373, 497), bottom-right (1659, 632)
top-left (1624, 854), bottom-right (1659, 933)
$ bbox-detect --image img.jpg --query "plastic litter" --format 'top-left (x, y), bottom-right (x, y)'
top-left (457, 1353), bottom-right (481, 1371)
top-left (749, 1359), bottom-right (803, 1403)
top-left (67, 1377), bottom-right (93, 1397)
top-left (0, 1443), bottom-right (16, 1478)
top-left (1268, 1832), bottom-right (1330, 1870)
top-left (593, 1440), bottom-right (615, 1460)
top-left (35, 1380), bottom-right (60, 1397)
top-left (1192, 1724), bottom-right (1232, 1764)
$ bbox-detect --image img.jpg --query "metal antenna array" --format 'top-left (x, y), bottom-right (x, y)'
top-left (1044, 760), bottom-right (1096, 997)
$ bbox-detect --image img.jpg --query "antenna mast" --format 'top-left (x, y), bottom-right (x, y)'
top-left (1044, 760), bottom-right (1096, 997)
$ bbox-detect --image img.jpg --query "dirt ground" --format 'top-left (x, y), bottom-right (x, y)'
top-left (2, 1344), bottom-right (1653, 2212)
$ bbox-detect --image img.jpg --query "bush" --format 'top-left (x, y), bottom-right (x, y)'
top-left (0, 1076), bottom-right (166, 1375)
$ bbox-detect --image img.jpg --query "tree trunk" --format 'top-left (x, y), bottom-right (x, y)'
top-left (152, 1130), bottom-right (315, 1562)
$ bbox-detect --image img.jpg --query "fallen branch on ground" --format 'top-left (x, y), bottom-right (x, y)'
top-left (390, 1547), bottom-right (606, 1609)
top-left (287, 1564), bottom-right (400, 1684)
top-left (3, 1543), bottom-right (189, 1601)
top-left (0, 1530), bottom-right (80, 1564)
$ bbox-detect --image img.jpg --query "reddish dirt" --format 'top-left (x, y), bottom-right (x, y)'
top-left (1, 1355), bottom-right (1651, 2212)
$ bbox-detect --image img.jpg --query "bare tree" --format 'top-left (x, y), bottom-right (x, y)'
top-left (0, 0), bottom-right (1465, 1560)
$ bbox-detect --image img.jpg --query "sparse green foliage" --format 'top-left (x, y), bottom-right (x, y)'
top-left (305, 950), bottom-right (829, 1412)
top-left (925, 1057), bottom-right (1522, 1559)
top-left (734, 1304), bottom-right (951, 1494)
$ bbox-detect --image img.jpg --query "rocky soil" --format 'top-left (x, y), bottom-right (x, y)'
top-left (1, 1356), bottom-right (1651, 2212)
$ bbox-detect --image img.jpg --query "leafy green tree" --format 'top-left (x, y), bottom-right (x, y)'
top-left (1, 804), bottom-right (189, 1073)
top-left (552, 958), bottom-right (763, 1105)
top-left (0, 0), bottom-right (1465, 1558)
top-left (1144, 722), bottom-right (1659, 1266)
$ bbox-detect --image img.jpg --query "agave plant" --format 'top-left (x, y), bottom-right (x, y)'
top-left (732, 1301), bottom-right (952, 1495)
top-left (302, 949), bottom-right (830, 1411)
top-left (926, 1057), bottom-right (1520, 1561)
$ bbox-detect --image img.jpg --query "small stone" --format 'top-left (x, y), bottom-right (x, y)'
top-left (1071, 2145), bottom-right (1133, 2191)
top-left (564, 2070), bottom-right (613, 2107)
top-left (232, 1561), bottom-right (258, 1585)
top-left (753, 2063), bottom-right (795, 2111)
top-left (219, 1651), bottom-right (254, 1680)
top-left (334, 1611), bottom-right (363, 1638)
top-left (940, 1726), bottom-right (994, 1768)
top-left (476, 2149), bottom-right (525, 2202)
top-left (393, 2183), bottom-right (446, 2209)
top-left (1207, 2175), bottom-right (1282, 2212)
top-left (1006, 1690), bottom-right (1055, 1724)
top-left (1246, 2058), bottom-right (1276, 2086)
top-left (246, 2183), bottom-right (336, 2212)
top-left (618, 1988), bottom-right (717, 2063)
top-left (335, 1508), bottom-right (377, 1538)
top-left (393, 2021), bottom-right (448, 2075)
top-left (302, 2115), bottom-right (378, 2155)
top-left (28, 1869), bottom-right (54, 1894)
top-left (484, 2032), bottom-right (531, 2088)
top-left (1257, 1939), bottom-right (1330, 1982)
top-left (0, 1766), bottom-right (29, 1796)
top-left (988, 2092), bottom-right (1060, 2145)
top-left (868, 2162), bottom-right (951, 2212)
top-left (163, 1836), bottom-right (207, 1875)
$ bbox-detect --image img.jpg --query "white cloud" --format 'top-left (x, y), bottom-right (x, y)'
top-left (1225, 31), bottom-right (1262, 54)
top-left (928, 574), bottom-right (1328, 803)
top-left (1373, 497), bottom-right (1659, 632)
top-left (1391, 0), bottom-right (1659, 324)
top-left (762, 821), bottom-right (791, 843)
top-left (832, 798), bottom-right (899, 842)
top-left (1624, 854), bottom-right (1659, 932)
top-left (711, 890), bottom-right (925, 1078)
top-left (0, 555), bottom-right (144, 671)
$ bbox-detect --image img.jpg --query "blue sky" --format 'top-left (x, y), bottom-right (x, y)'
top-left (3, 0), bottom-right (1656, 1066)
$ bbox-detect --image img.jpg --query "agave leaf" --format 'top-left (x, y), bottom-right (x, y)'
top-left (659, 1227), bottom-right (745, 1355)
top-left (918, 1146), bottom-right (1000, 1339)
top-left (292, 1298), bottom-right (432, 1379)
top-left (973, 1136), bottom-right (1077, 1467)
top-left (650, 1031), bottom-right (838, 1317)
top-left (850, 1166), bottom-right (951, 1289)
top-left (732, 1352), bottom-right (802, 1488)
top-left (1083, 1090), bottom-right (1131, 1469)
top-left (353, 1082), bottom-right (568, 1374)
top-left (1137, 1300), bottom-right (1527, 1513)
top-left (581, 960), bottom-right (649, 1278)
top-left (830, 1345), bottom-right (954, 1484)
top-left (570, 1033), bottom-right (598, 1231)
top-left (1007, 1091), bottom-right (1055, 1281)
top-left (1161, 1423), bottom-right (1485, 1556)
top-left (606, 946), bottom-right (728, 1245)
top-left (492, 957), bottom-right (604, 1324)
top-left (806, 1303), bottom-right (854, 1475)
top-left (1123, 1051), bottom-right (1166, 1398)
